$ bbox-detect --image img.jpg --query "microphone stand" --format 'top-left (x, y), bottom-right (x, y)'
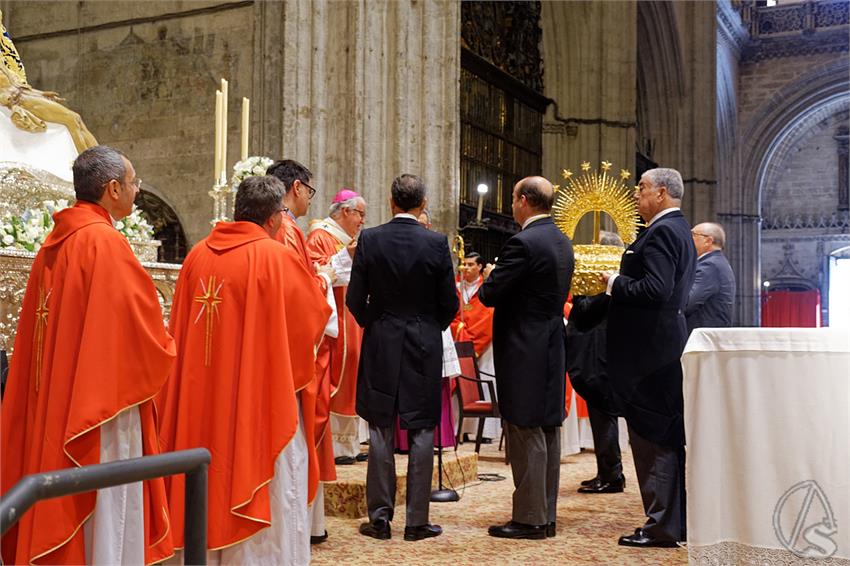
top-left (430, 383), bottom-right (459, 502)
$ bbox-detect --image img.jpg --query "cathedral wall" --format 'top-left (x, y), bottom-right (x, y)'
top-left (635, 0), bottom-right (717, 227)
top-left (6, 0), bottom-right (255, 245)
top-left (5, 0), bottom-right (461, 245)
top-left (540, 0), bottom-right (636, 243)
top-left (763, 110), bottom-right (847, 220)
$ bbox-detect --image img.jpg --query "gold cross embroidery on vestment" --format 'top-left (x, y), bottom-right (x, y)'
top-left (33, 285), bottom-right (51, 392)
top-left (194, 275), bottom-right (224, 367)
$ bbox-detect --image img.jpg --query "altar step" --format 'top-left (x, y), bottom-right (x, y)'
top-left (324, 451), bottom-right (478, 519)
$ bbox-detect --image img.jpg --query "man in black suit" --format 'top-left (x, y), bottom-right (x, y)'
top-left (567, 231), bottom-right (626, 496)
top-left (686, 222), bottom-right (735, 333)
top-left (347, 174), bottom-right (458, 542)
top-left (478, 176), bottom-right (574, 540)
top-left (602, 167), bottom-right (696, 548)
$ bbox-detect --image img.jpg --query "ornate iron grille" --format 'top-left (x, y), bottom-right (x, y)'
top-left (459, 62), bottom-right (544, 260)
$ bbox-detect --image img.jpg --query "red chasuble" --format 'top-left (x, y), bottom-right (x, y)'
top-left (156, 221), bottom-right (329, 551)
top-left (272, 213), bottom-right (333, 497)
top-left (306, 221), bottom-right (363, 417)
top-left (450, 276), bottom-right (494, 357)
top-left (1, 201), bottom-right (176, 565)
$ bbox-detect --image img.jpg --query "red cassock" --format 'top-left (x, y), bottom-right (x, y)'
top-left (156, 221), bottom-right (329, 551)
top-left (449, 276), bottom-right (494, 357)
top-left (305, 221), bottom-right (363, 480)
top-left (1, 202), bottom-right (175, 565)
top-left (272, 213), bottom-right (332, 495)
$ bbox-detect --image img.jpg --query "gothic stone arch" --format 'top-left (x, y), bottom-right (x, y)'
top-left (135, 188), bottom-right (188, 263)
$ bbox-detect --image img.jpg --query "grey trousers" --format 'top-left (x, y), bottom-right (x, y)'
top-left (505, 422), bottom-right (560, 526)
top-left (628, 424), bottom-right (686, 541)
top-left (366, 423), bottom-right (434, 527)
top-left (587, 404), bottom-right (623, 482)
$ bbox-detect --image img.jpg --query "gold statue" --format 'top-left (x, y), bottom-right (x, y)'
top-left (1, 10), bottom-right (97, 153)
top-left (552, 161), bottom-right (638, 295)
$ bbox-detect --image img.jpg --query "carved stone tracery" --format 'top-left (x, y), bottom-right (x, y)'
top-left (461, 1), bottom-right (543, 93)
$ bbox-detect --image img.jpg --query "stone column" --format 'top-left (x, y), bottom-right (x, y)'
top-left (257, 0), bottom-right (460, 234)
top-left (541, 1), bottom-right (636, 242)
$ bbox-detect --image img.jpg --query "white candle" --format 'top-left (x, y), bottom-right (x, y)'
top-left (214, 90), bottom-right (222, 182)
top-left (241, 97), bottom-right (250, 161)
top-left (220, 78), bottom-right (228, 183)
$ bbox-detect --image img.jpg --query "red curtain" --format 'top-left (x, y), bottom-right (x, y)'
top-left (761, 290), bottom-right (821, 327)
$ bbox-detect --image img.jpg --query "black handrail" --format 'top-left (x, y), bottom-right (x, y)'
top-left (1, 447), bottom-right (211, 565)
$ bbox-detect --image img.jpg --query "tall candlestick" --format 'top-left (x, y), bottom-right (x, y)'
top-left (220, 78), bottom-right (228, 183)
top-left (214, 90), bottom-right (222, 182)
top-left (241, 97), bottom-right (250, 161)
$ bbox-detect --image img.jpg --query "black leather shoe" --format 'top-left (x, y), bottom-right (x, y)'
top-left (310, 530), bottom-right (328, 545)
top-left (618, 528), bottom-right (679, 548)
top-left (580, 476), bottom-right (599, 487)
top-left (335, 456), bottom-right (356, 465)
top-left (403, 523), bottom-right (442, 541)
top-left (355, 452), bottom-right (368, 462)
top-left (578, 475), bottom-right (625, 494)
top-left (488, 521), bottom-right (546, 540)
top-left (359, 520), bottom-right (391, 540)
top-left (546, 522), bottom-right (556, 538)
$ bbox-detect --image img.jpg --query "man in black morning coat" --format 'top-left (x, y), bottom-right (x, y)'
top-left (478, 176), bottom-right (574, 540)
top-left (347, 174), bottom-right (458, 542)
top-left (602, 167), bottom-right (697, 548)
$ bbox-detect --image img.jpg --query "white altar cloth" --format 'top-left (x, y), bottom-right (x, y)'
top-left (683, 327), bottom-right (850, 565)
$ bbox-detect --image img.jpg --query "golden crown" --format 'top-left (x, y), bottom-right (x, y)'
top-left (551, 161), bottom-right (638, 295)
top-left (552, 160), bottom-right (637, 245)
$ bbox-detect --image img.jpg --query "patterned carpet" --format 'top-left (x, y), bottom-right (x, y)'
top-left (311, 443), bottom-right (688, 566)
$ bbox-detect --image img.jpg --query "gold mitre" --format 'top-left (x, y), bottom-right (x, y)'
top-left (552, 161), bottom-right (638, 296)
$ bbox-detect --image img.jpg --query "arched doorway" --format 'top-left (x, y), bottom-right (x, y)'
top-left (733, 58), bottom-right (849, 325)
top-left (135, 189), bottom-right (188, 263)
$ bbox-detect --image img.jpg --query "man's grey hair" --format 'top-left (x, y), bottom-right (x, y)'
top-left (697, 222), bottom-right (726, 249)
top-left (645, 168), bottom-right (684, 200)
top-left (329, 196), bottom-right (366, 218)
top-left (234, 175), bottom-right (286, 226)
top-left (72, 145), bottom-right (127, 203)
top-left (599, 230), bottom-right (624, 248)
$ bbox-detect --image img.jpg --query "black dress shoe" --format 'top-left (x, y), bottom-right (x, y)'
top-left (618, 528), bottom-right (679, 548)
top-left (403, 523), bottom-right (442, 541)
top-left (359, 519), bottom-right (391, 540)
top-left (335, 455), bottom-right (356, 465)
top-left (355, 452), bottom-right (368, 462)
top-left (580, 476), bottom-right (598, 487)
top-left (546, 522), bottom-right (555, 538)
top-left (310, 530), bottom-right (328, 545)
top-left (488, 521), bottom-right (546, 540)
top-left (577, 475), bottom-right (625, 494)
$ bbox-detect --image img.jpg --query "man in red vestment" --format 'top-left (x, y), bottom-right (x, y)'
top-left (1, 146), bottom-right (175, 565)
top-left (155, 175), bottom-right (330, 564)
top-left (450, 252), bottom-right (497, 443)
top-left (266, 159), bottom-right (339, 544)
top-left (307, 189), bottom-right (367, 470)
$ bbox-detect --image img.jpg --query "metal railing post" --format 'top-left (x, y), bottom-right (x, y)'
top-left (183, 462), bottom-right (209, 566)
top-left (0, 448), bottom-right (211, 564)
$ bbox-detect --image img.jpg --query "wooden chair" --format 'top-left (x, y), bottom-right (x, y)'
top-left (454, 340), bottom-right (501, 454)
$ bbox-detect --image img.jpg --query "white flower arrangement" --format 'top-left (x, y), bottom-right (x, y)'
top-left (0, 200), bottom-right (155, 252)
top-left (230, 156), bottom-right (274, 192)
